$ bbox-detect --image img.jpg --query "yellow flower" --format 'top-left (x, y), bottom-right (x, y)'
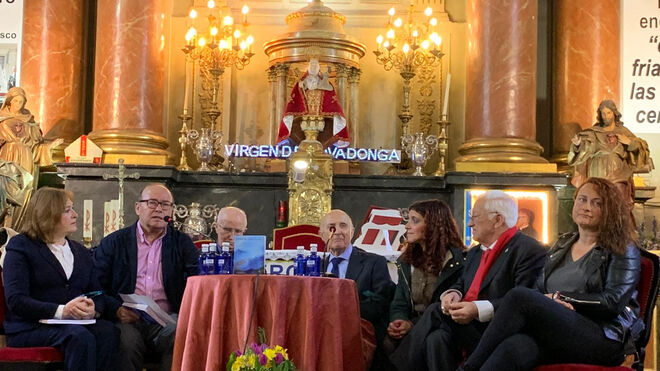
top-left (264, 348), bottom-right (277, 360)
top-left (274, 346), bottom-right (289, 360)
top-left (231, 355), bottom-right (247, 371)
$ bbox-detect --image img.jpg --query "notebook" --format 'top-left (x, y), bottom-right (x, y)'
top-left (233, 235), bottom-right (266, 274)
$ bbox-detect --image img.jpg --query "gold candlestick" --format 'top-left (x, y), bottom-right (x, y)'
top-left (434, 114), bottom-right (450, 176)
top-left (177, 114), bottom-right (192, 171)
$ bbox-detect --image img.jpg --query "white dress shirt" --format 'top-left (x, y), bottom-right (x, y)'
top-left (47, 240), bottom-right (74, 319)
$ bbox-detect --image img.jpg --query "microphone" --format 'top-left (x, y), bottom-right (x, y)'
top-left (321, 226), bottom-right (337, 278)
top-left (163, 216), bottom-right (175, 224)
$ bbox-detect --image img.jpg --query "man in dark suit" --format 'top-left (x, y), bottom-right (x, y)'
top-left (94, 183), bottom-right (199, 371)
top-left (319, 209), bottom-right (395, 370)
top-left (392, 190), bottom-right (546, 371)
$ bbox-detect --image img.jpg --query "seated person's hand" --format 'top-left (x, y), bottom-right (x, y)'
top-left (440, 291), bottom-right (461, 315)
top-left (63, 297), bottom-right (95, 320)
top-left (447, 301), bottom-right (478, 324)
top-left (116, 306), bottom-right (141, 324)
top-left (387, 319), bottom-right (414, 339)
top-left (544, 293), bottom-right (575, 311)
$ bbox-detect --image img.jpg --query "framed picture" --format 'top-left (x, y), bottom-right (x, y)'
top-left (464, 189), bottom-right (550, 246)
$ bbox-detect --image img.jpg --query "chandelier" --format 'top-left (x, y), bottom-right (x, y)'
top-left (178, 1), bottom-right (254, 171)
top-left (374, 4), bottom-right (444, 136)
top-left (181, 0), bottom-right (255, 129)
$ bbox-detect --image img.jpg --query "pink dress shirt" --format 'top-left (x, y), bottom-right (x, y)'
top-left (135, 223), bottom-right (171, 314)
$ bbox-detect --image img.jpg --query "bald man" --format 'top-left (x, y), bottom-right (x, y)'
top-left (215, 206), bottom-right (247, 250)
top-left (320, 209), bottom-right (395, 370)
top-left (94, 183), bottom-right (199, 371)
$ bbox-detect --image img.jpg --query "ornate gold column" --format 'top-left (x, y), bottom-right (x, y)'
top-left (88, 0), bottom-right (170, 165)
top-left (267, 67), bottom-right (278, 145)
top-left (456, 0), bottom-right (552, 170)
top-left (551, 0), bottom-right (620, 166)
top-left (348, 68), bottom-right (361, 147)
top-left (275, 63), bottom-right (290, 143)
top-left (21, 0), bottom-right (85, 158)
top-left (335, 64), bottom-right (349, 114)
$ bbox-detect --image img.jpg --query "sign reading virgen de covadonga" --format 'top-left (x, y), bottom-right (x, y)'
top-left (622, 0), bottom-right (660, 133)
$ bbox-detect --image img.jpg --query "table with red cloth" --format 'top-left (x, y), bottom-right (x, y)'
top-left (172, 275), bottom-right (372, 371)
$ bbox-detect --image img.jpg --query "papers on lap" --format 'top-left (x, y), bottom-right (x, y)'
top-left (39, 319), bottom-right (96, 325)
top-left (120, 293), bottom-right (176, 327)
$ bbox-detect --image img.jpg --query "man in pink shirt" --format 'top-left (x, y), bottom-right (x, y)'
top-left (94, 183), bottom-right (199, 371)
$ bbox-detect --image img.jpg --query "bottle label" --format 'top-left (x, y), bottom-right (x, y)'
top-left (306, 260), bottom-right (314, 267)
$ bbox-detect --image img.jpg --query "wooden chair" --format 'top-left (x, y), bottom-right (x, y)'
top-left (534, 248), bottom-right (660, 371)
top-left (273, 224), bottom-right (326, 252)
top-left (0, 261), bottom-right (64, 371)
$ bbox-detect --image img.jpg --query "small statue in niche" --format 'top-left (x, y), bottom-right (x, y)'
top-left (277, 55), bottom-right (349, 149)
top-left (568, 99), bottom-right (654, 203)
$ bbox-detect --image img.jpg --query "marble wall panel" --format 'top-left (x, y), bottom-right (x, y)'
top-left (465, 0), bottom-right (537, 141)
top-left (552, 0), bottom-right (620, 157)
top-left (20, 0), bottom-right (85, 140)
top-left (93, 0), bottom-right (166, 133)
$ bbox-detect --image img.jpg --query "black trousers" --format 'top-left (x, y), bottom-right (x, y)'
top-left (390, 302), bottom-right (486, 371)
top-left (463, 287), bottom-right (625, 371)
top-left (7, 319), bottom-right (120, 371)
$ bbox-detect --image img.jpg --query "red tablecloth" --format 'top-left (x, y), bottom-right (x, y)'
top-left (172, 275), bottom-right (367, 371)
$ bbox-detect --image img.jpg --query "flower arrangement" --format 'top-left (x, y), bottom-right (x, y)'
top-left (227, 328), bottom-right (296, 371)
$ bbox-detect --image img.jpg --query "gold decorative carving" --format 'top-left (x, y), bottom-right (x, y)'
top-left (264, 0), bottom-right (366, 68)
top-left (288, 114), bottom-right (333, 227)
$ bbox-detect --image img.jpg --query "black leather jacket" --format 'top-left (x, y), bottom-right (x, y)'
top-left (537, 232), bottom-right (643, 343)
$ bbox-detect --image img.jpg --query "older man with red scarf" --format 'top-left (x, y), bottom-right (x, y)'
top-left (277, 57), bottom-right (349, 149)
top-left (391, 190), bottom-right (547, 371)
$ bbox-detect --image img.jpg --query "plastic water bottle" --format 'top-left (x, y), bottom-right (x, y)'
top-left (205, 243), bottom-right (218, 275)
top-left (198, 244), bottom-right (209, 275)
top-left (306, 244), bottom-right (321, 277)
top-left (220, 242), bottom-right (233, 274)
top-left (294, 246), bottom-right (307, 276)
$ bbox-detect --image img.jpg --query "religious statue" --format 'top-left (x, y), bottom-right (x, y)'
top-left (0, 87), bottom-right (63, 169)
top-left (0, 161), bottom-right (32, 226)
top-left (0, 86), bottom-right (63, 228)
top-left (568, 100), bottom-right (654, 194)
top-left (277, 56), bottom-right (349, 149)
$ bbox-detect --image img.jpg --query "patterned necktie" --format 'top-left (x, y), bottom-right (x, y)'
top-left (330, 257), bottom-right (345, 278)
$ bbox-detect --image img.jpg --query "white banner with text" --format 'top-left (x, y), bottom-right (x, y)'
top-left (622, 0), bottom-right (660, 133)
top-left (0, 0), bottom-right (23, 96)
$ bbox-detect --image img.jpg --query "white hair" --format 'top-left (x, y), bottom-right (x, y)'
top-left (481, 190), bottom-right (518, 228)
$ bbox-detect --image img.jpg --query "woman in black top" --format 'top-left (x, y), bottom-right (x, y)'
top-left (461, 177), bottom-right (642, 370)
top-left (386, 199), bottom-right (465, 350)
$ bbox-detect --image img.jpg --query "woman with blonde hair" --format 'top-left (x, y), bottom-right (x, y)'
top-left (3, 187), bottom-right (119, 371)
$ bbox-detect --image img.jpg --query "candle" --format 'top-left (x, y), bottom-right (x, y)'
top-left (183, 56), bottom-right (190, 115)
top-left (242, 5), bottom-right (249, 24)
top-left (442, 73), bottom-right (451, 117)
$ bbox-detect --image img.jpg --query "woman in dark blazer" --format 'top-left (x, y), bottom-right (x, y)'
top-left (3, 187), bottom-right (119, 371)
top-left (460, 177), bottom-right (643, 370)
top-left (385, 199), bottom-right (466, 351)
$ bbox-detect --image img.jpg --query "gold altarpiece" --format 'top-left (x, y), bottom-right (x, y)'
top-left (264, 0), bottom-right (366, 226)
